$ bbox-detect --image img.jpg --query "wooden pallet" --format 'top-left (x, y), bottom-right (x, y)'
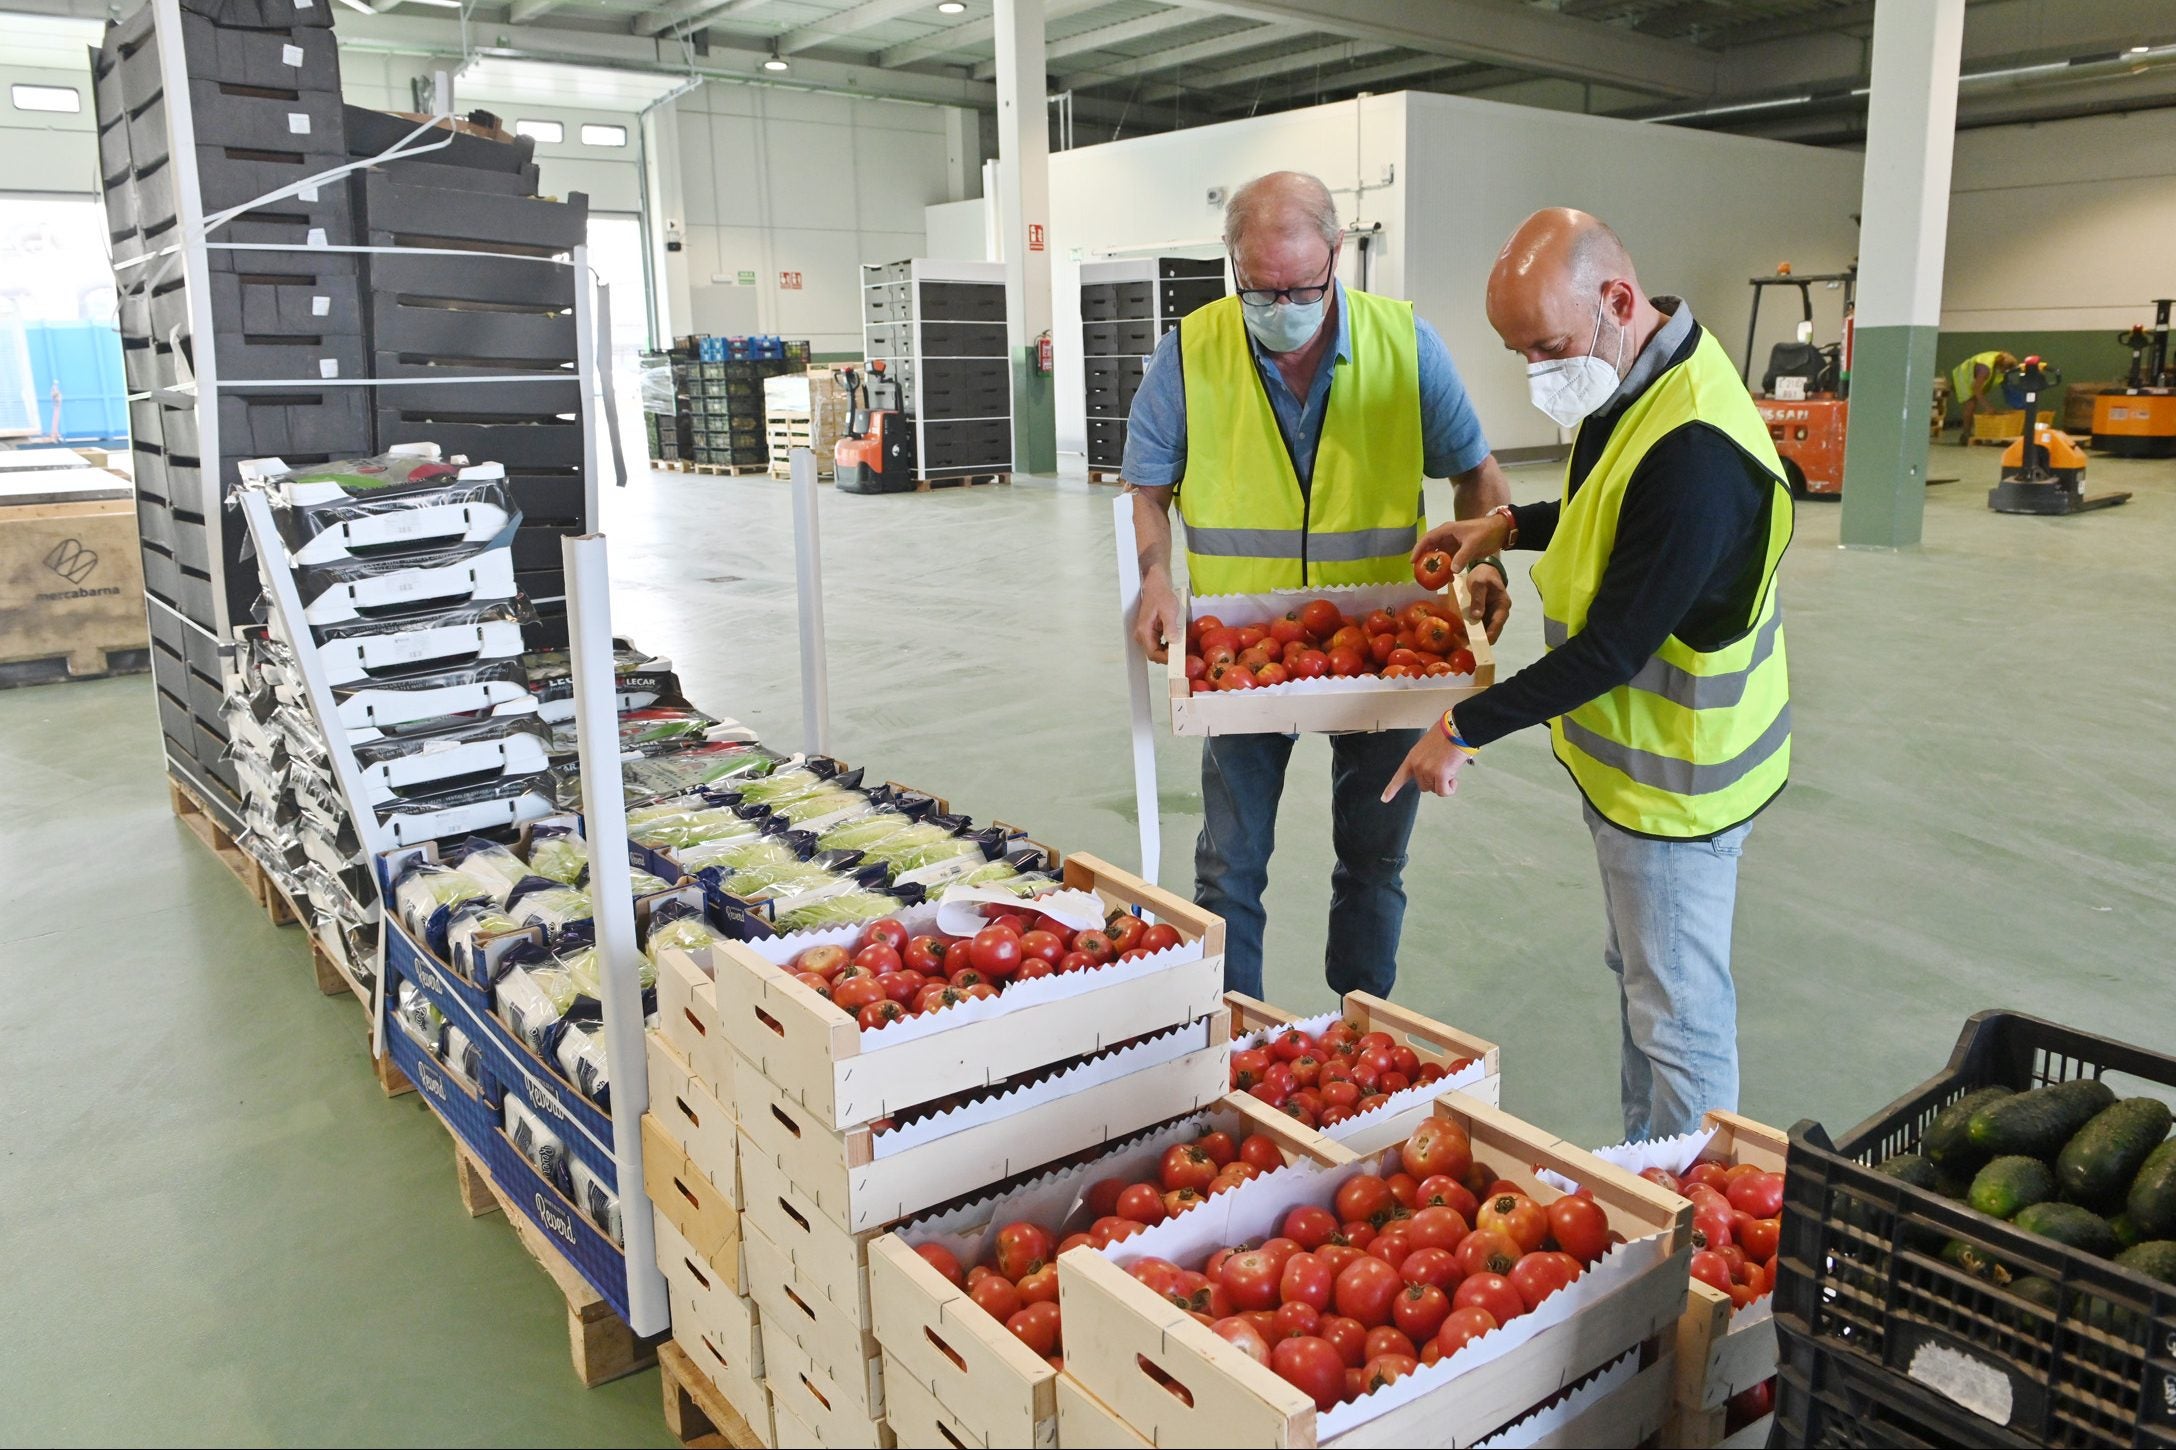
top-left (659, 1341), bottom-right (769, 1449)
top-left (449, 1139), bottom-right (660, 1389)
top-left (168, 775), bottom-right (261, 898)
top-left (915, 472), bottom-right (1008, 491)
top-left (0, 643), bottom-right (149, 688)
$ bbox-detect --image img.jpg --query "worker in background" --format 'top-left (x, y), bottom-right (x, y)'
top-left (1386, 209), bottom-right (1793, 1141)
top-left (1952, 349), bottom-right (2020, 438)
top-left (1126, 170), bottom-right (1513, 1002)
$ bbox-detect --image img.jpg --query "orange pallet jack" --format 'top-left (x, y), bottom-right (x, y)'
top-left (832, 361), bottom-right (917, 494)
top-left (2090, 299), bottom-right (2176, 458)
top-left (1989, 357), bottom-right (2131, 515)
top-left (1742, 268), bottom-right (1854, 498)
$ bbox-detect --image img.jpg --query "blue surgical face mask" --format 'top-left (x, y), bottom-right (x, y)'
top-left (1241, 295), bottom-right (1328, 354)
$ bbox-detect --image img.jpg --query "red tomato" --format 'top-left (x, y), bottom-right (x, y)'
top-left (1115, 1183), bottom-right (1167, 1226)
top-left (1692, 1203), bottom-right (1735, 1252)
top-left (1196, 1130), bottom-right (1237, 1167)
top-left (875, 970), bottom-right (926, 1006)
top-left (1292, 649), bottom-right (1331, 679)
top-left (1239, 1134), bottom-right (1285, 1174)
top-left (1219, 1250), bottom-right (1282, 1312)
top-left (1105, 913), bottom-right (1145, 952)
top-left (832, 977), bottom-right (886, 1012)
top-left (1370, 1227), bottom-right (1413, 1271)
top-left (1507, 1251), bottom-right (1579, 1311)
top-left (1385, 1172), bottom-right (1420, 1210)
top-left (1362, 1325), bottom-right (1417, 1363)
top-left (1363, 1353), bottom-right (1417, 1395)
top-left (857, 1000), bottom-right (904, 1030)
top-left (1270, 1336), bottom-right (1345, 1412)
top-left (1070, 929), bottom-right (1114, 964)
top-left (967, 927), bottom-right (1022, 977)
top-left (1415, 1175), bottom-right (1478, 1220)
top-left (994, 1221), bottom-right (1055, 1280)
top-left (1546, 1195), bottom-right (1612, 1264)
top-left (1084, 1178), bottom-right (1127, 1219)
top-left (1690, 1250), bottom-right (1735, 1293)
top-left (1298, 599), bottom-right (1343, 638)
top-left (1683, 1162), bottom-right (1730, 1193)
top-left (1391, 1248), bottom-right (1450, 1293)
top-left (947, 966), bottom-right (990, 990)
top-left (1162, 1187), bottom-right (1206, 1219)
top-left (1327, 645), bottom-right (1365, 677)
top-left (1401, 1116), bottom-right (1474, 1183)
top-left (1639, 1166), bottom-right (1684, 1196)
top-left (1332, 1255), bottom-right (1402, 1327)
top-left (970, 1274), bottom-right (1022, 1321)
top-left (1413, 551), bottom-right (1455, 591)
top-left (1739, 1215), bottom-right (1781, 1265)
top-left (900, 936), bottom-right (949, 974)
top-left (1405, 1205), bottom-right (1469, 1253)
top-left (1088, 1216), bottom-right (1144, 1250)
top-left (1006, 1302), bottom-right (1061, 1356)
top-left (1334, 1175), bottom-right (1396, 1228)
top-left (852, 942), bottom-right (903, 975)
top-left (795, 944), bottom-right (849, 978)
top-left (1211, 1316), bottom-right (1271, 1365)
top-left (1476, 1192), bottom-right (1548, 1253)
top-left (1727, 1170), bottom-right (1786, 1219)
top-left (1316, 1243), bottom-right (1365, 1280)
top-left (858, 917), bottom-right (910, 953)
top-left (1017, 929), bottom-right (1066, 966)
top-left (1230, 1048), bottom-right (1273, 1091)
top-left (1435, 1304), bottom-right (1497, 1357)
top-left (1129, 1256), bottom-right (1187, 1300)
top-left (914, 1242), bottom-right (964, 1287)
top-left (1160, 1144), bottom-right (1218, 1194)
top-left (1140, 923), bottom-right (1183, 954)
top-left (790, 970), bottom-right (834, 997)
top-left (1270, 1300), bottom-right (1319, 1342)
top-left (1392, 1282), bottom-right (1450, 1342)
top-left (1317, 1314), bottom-right (1368, 1368)
top-left (1055, 951), bottom-right (1097, 974)
top-left (1272, 1205), bottom-right (1334, 1250)
top-left (1452, 1272), bottom-right (1525, 1324)
top-left (1455, 1228), bottom-right (1522, 1279)
top-left (1278, 1251), bottom-right (1335, 1311)
top-left (1728, 1378), bottom-right (1776, 1423)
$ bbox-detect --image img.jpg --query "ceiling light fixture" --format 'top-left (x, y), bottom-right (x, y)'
top-left (2133, 44), bottom-right (2152, 53)
top-left (937, 2), bottom-right (966, 13)
top-left (763, 48), bottom-right (790, 71)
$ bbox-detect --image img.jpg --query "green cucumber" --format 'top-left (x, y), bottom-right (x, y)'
top-left (2115, 1240), bottom-right (2176, 1286)
top-left (1969, 1155), bottom-right (2056, 1220)
top-left (1924, 1085), bottom-right (2014, 1168)
top-left (1967, 1079), bottom-right (2116, 1162)
top-left (2126, 1138), bottom-right (2176, 1238)
top-left (2056, 1098), bottom-right (2171, 1208)
top-left (2011, 1201), bottom-right (2118, 1256)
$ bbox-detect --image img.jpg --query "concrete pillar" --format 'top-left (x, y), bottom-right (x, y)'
top-left (992, 0), bottom-right (1056, 474)
top-left (1839, 0), bottom-right (1966, 548)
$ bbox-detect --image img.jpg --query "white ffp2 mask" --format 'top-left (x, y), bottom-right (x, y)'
top-left (1241, 295), bottom-right (1328, 354)
top-left (1526, 302), bottom-right (1627, 429)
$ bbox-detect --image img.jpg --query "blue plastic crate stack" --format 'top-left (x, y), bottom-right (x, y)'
top-left (642, 335), bottom-right (811, 468)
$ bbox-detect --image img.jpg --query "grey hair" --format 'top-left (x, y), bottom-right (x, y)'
top-left (1223, 171), bottom-right (1341, 250)
top-left (1567, 219), bottom-right (1633, 294)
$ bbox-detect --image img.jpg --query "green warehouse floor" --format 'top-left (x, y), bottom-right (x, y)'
top-left (3, 445), bottom-right (2173, 1444)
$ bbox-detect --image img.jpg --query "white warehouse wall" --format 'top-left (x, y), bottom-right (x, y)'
top-left (0, 62), bottom-right (98, 193)
top-left (665, 82), bottom-right (967, 357)
top-left (1399, 92), bottom-right (1864, 454)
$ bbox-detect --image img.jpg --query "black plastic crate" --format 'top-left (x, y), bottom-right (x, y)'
top-left (1160, 277), bottom-right (1226, 321)
top-left (1774, 1010), bottom-right (2176, 1448)
top-left (357, 175), bottom-right (587, 253)
top-left (917, 281), bottom-right (1005, 323)
top-left (347, 106), bottom-right (534, 174)
top-left (1773, 1318), bottom-right (2034, 1448)
top-left (1081, 281), bottom-right (1153, 322)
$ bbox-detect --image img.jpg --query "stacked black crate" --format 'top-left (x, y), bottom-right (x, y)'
top-left (1079, 257), bottom-right (1226, 477)
top-left (639, 351), bottom-right (687, 463)
top-left (347, 109), bottom-right (589, 650)
top-left (676, 355), bottom-right (794, 471)
top-left (863, 259), bottom-right (1012, 481)
top-left (95, 0), bottom-right (364, 826)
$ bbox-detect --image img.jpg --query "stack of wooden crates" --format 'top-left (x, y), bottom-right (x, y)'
top-left (763, 369), bottom-right (852, 480)
top-left (642, 855), bottom-right (1231, 1446)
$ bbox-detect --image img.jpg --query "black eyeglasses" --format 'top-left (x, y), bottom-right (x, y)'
top-left (1231, 250), bottom-right (1337, 307)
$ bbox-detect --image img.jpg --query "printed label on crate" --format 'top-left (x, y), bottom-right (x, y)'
top-left (282, 43), bottom-right (304, 66)
top-left (1889, 1322), bottom-right (2037, 1428)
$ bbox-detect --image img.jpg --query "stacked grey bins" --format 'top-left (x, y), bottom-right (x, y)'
top-left (859, 258), bottom-right (1013, 489)
top-left (1079, 257), bottom-right (1227, 476)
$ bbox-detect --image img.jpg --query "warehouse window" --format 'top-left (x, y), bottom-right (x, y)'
top-left (12, 84), bottom-right (82, 114)
top-left (514, 118), bottom-right (563, 143)
top-left (581, 123), bottom-right (627, 148)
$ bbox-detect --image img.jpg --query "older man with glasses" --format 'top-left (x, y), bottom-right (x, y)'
top-left (1124, 169), bottom-right (1512, 1002)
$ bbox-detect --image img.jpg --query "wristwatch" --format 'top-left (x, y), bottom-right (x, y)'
top-left (1489, 503), bottom-right (1519, 548)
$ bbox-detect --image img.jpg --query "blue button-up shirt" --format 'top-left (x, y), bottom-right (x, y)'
top-left (1118, 281), bottom-right (1492, 492)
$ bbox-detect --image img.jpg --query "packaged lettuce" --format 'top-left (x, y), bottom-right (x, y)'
top-left (676, 837), bottom-right (799, 875)
top-left (860, 831), bottom-right (978, 872)
top-left (394, 979), bottom-right (445, 1044)
top-left (770, 785), bottom-right (868, 825)
top-left (496, 963), bottom-right (577, 1052)
top-left (737, 767), bottom-right (829, 805)
top-left (448, 839), bottom-right (531, 904)
top-left (510, 882), bottom-right (592, 938)
top-left (629, 809), bottom-right (763, 851)
top-left (627, 869), bottom-right (673, 896)
top-left (646, 910), bottom-right (728, 962)
top-left (956, 862), bottom-right (1061, 896)
top-left (392, 863), bottom-right (494, 952)
top-left (570, 1155), bottom-right (623, 1247)
top-left (815, 811), bottom-right (921, 852)
top-left (527, 827), bottom-right (588, 885)
top-left (771, 889), bottom-right (906, 935)
top-left (628, 795), bottom-right (709, 826)
top-left (447, 900), bottom-right (523, 976)
top-left (717, 860), bottom-right (839, 901)
top-left (561, 944), bottom-right (657, 998)
top-left (504, 1096), bottom-right (567, 1189)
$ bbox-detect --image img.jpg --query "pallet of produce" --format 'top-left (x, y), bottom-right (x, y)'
top-left (1772, 1010), bottom-right (2176, 1448)
top-left (655, 1211), bottom-right (765, 1432)
top-left (710, 853), bottom-right (1227, 1131)
top-left (1168, 575), bottom-right (1494, 737)
top-left (1058, 1094), bottom-right (1691, 1447)
top-left (647, 1029), bottom-right (738, 1208)
top-left (869, 1103), bottom-right (1350, 1449)
top-left (1536, 1110), bottom-right (1785, 1449)
top-left (1227, 991), bottom-right (1501, 1154)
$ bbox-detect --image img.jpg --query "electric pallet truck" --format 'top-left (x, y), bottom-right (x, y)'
top-left (1988, 356), bottom-right (2132, 515)
top-left (2089, 299), bottom-right (2176, 457)
top-left (832, 361), bottom-right (918, 494)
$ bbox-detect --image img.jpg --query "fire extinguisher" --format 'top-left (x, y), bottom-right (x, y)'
top-left (1036, 330), bottom-right (1053, 376)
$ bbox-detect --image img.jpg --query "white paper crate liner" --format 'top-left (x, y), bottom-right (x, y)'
top-left (1233, 1006), bottom-right (1491, 1140)
top-left (1474, 1347), bottom-right (1639, 1448)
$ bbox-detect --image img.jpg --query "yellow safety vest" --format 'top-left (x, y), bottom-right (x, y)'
top-left (1530, 327), bottom-right (1794, 839)
top-left (1952, 351), bottom-right (2007, 403)
top-left (1175, 289), bottom-right (1424, 594)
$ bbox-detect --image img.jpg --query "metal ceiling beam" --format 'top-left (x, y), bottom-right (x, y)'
top-left (778, 0), bottom-right (936, 56)
top-left (1129, 37), bottom-right (1399, 108)
top-left (1142, 45), bottom-right (1465, 109)
top-left (971, 8), bottom-right (1206, 81)
top-left (1059, 20), bottom-right (1310, 86)
top-left (1156, 0), bottom-right (1715, 97)
top-left (633, 0), bottom-right (772, 42)
top-left (508, 0), bottom-right (569, 22)
top-left (875, 0), bottom-right (1107, 68)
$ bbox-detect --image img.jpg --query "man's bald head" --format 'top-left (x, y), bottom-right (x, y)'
top-left (1223, 171), bottom-right (1340, 251)
top-left (1486, 207), bottom-right (1649, 366)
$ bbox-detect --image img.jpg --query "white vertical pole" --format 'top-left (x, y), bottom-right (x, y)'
top-left (572, 242), bottom-right (599, 529)
top-left (791, 446), bottom-right (831, 757)
top-left (563, 531), bottom-right (667, 1337)
top-left (1111, 490), bottom-right (1161, 883)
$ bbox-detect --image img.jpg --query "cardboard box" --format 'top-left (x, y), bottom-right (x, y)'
top-left (0, 492), bottom-right (147, 678)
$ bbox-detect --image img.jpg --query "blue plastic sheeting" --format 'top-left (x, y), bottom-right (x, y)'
top-left (23, 322), bottom-right (128, 444)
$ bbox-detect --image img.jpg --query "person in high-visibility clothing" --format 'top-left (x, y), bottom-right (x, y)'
top-left (1952, 349), bottom-right (2019, 438)
top-left (1126, 171), bottom-right (1512, 1001)
top-left (1386, 209), bottom-right (1793, 1140)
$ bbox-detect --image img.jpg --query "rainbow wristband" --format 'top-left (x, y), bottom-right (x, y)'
top-left (1438, 712), bottom-right (1478, 756)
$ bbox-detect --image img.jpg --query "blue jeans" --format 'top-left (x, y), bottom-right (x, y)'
top-left (1196, 729), bottom-right (1423, 1002)
top-left (1585, 801), bottom-right (1752, 1141)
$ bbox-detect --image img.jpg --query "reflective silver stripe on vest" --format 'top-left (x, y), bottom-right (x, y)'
top-left (1188, 524), bottom-right (1417, 561)
top-left (1543, 607), bottom-right (1784, 711)
top-left (1560, 702), bottom-right (1791, 796)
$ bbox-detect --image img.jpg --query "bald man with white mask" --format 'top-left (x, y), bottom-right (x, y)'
top-left (1125, 170), bottom-right (1513, 1004)
top-left (1386, 208), bottom-right (1795, 1140)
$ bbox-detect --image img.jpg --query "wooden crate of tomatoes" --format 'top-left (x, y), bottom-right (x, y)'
top-left (1227, 991), bottom-right (1502, 1156)
top-left (1168, 567), bottom-right (1496, 737)
top-left (869, 1102), bottom-right (1349, 1449)
top-left (1540, 1109), bottom-right (1786, 1450)
top-left (1055, 1092), bottom-right (1693, 1447)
